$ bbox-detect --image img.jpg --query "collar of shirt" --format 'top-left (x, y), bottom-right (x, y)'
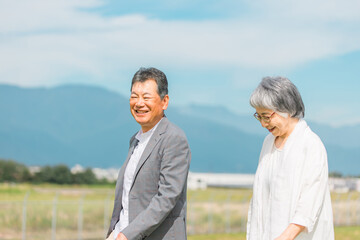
top-left (135, 117), bottom-right (163, 144)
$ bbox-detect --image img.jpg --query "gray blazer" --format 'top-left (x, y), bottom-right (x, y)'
top-left (107, 117), bottom-right (191, 240)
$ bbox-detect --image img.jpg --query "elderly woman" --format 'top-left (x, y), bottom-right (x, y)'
top-left (246, 77), bottom-right (334, 240)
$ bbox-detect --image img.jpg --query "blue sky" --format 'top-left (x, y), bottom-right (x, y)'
top-left (1, 0), bottom-right (360, 127)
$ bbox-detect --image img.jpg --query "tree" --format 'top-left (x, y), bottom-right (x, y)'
top-left (0, 159), bottom-right (30, 182)
top-left (34, 166), bottom-right (54, 183)
top-left (72, 168), bottom-right (97, 184)
top-left (0, 159), bottom-right (111, 185)
top-left (52, 165), bottom-right (72, 184)
top-left (329, 171), bottom-right (343, 178)
top-left (34, 165), bottom-right (72, 184)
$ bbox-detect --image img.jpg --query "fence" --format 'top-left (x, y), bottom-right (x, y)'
top-left (1, 188), bottom-right (360, 240)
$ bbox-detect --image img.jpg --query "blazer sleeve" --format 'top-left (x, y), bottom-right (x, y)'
top-left (290, 134), bottom-right (329, 232)
top-left (122, 132), bottom-right (191, 240)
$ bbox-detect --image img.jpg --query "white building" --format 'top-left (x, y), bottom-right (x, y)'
top-left (71, 164), bottom-right (85, 174)
top-left (71, 164), bottom-right (120, 182)
top-left (187, 172), bottom-right (255, 190)
top-left (69, 165), bottom-right (360, 192)
top-left (28, 166), bottom-right (41, 175)
top-left (92, 167), bottom-right (120, 182)
top-left (329, 177), bottom-right (360, 192)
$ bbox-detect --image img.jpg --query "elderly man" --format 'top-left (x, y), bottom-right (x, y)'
top-left (106, 67), bottom-right (191, 240)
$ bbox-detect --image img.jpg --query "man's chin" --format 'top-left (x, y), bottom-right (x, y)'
top-left (135, 120), bottom-right (147, 126)
top-left (132, 115), bottom-right (147, 123)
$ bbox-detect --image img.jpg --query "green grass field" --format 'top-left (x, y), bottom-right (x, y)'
top-left (1, 183), bottom-right (359, 240)
top-left (189, 227), bottom-right (360, 240)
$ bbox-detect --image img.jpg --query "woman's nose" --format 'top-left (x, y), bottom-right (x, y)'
top-left (260, 120), bottom-right (268, 128)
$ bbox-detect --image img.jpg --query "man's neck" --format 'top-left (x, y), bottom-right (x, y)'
top-left (141, 116), bottom-right (164, 133)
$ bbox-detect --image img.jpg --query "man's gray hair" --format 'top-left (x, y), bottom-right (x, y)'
top-left (131, 67), bottom-right (168, 99)
top-left (250, 76), bottom-right (305, 118)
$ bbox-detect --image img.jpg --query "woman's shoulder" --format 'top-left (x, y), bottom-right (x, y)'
top-left (262, 133), bottom-right (275, 147)
top-left (305, 125), bottom-right (323, 143)
top-left (303, 125), bottom-right (327, 153)
top-left (264, 132), bottom-right (275, 142)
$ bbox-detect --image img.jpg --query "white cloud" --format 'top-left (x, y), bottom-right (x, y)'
top-left (255, 0), bottom-right (360, 22)
top-left (307, 104), bottom-right (360, 127)
top-left (0, 0), bottom-right (105, 33)
top-left (0, 0), bottom-right (360, 89)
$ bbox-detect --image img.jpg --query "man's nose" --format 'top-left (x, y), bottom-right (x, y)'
top-left (135, 98), bottom-right (145, 107)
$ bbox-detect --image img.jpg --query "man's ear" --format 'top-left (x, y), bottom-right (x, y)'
top-left (162, 95), bottom-right (169, 110)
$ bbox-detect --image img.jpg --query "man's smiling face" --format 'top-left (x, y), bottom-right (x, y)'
top-left (130, 79), bottom-right (169, 132)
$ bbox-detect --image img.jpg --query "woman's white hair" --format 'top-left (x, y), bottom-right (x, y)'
top-left (250, 76), bottom-right (305, 118)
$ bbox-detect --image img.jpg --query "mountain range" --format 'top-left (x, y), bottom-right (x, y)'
top-left (1, 84), bottom-right (359, 175)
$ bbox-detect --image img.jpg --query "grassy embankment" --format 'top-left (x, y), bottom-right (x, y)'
top-left (189, 227), bottom-right (360, 240)
top-left (0, 183), bottom-right (359, 240)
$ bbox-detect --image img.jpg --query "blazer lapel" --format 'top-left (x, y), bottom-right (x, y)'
top-left (116, 136), bottom-right (138, 193)
top-left (124, 137), bottom-right (139, 168)
top-left (131, 117), bottom-right (169, 189)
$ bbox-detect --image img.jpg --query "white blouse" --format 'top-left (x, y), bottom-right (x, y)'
top-left (247, 119), bottom-right (334, 240)
top-left (261, 145), bottom-right (281, 238)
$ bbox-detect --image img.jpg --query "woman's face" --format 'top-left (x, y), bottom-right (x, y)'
top-left (254, 107), bottom-right (292, 138)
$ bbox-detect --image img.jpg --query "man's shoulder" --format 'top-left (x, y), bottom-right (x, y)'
top-left (162, 118), bottom-right (187, 137)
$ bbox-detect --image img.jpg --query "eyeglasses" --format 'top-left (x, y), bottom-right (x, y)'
top-left (253, 112), bottom-right (275, 123)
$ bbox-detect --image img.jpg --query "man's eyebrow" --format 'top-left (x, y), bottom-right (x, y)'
top-left (143, 92), bottom-right (155, 96)
top-left (130, 91), bottom-right (153, 96)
